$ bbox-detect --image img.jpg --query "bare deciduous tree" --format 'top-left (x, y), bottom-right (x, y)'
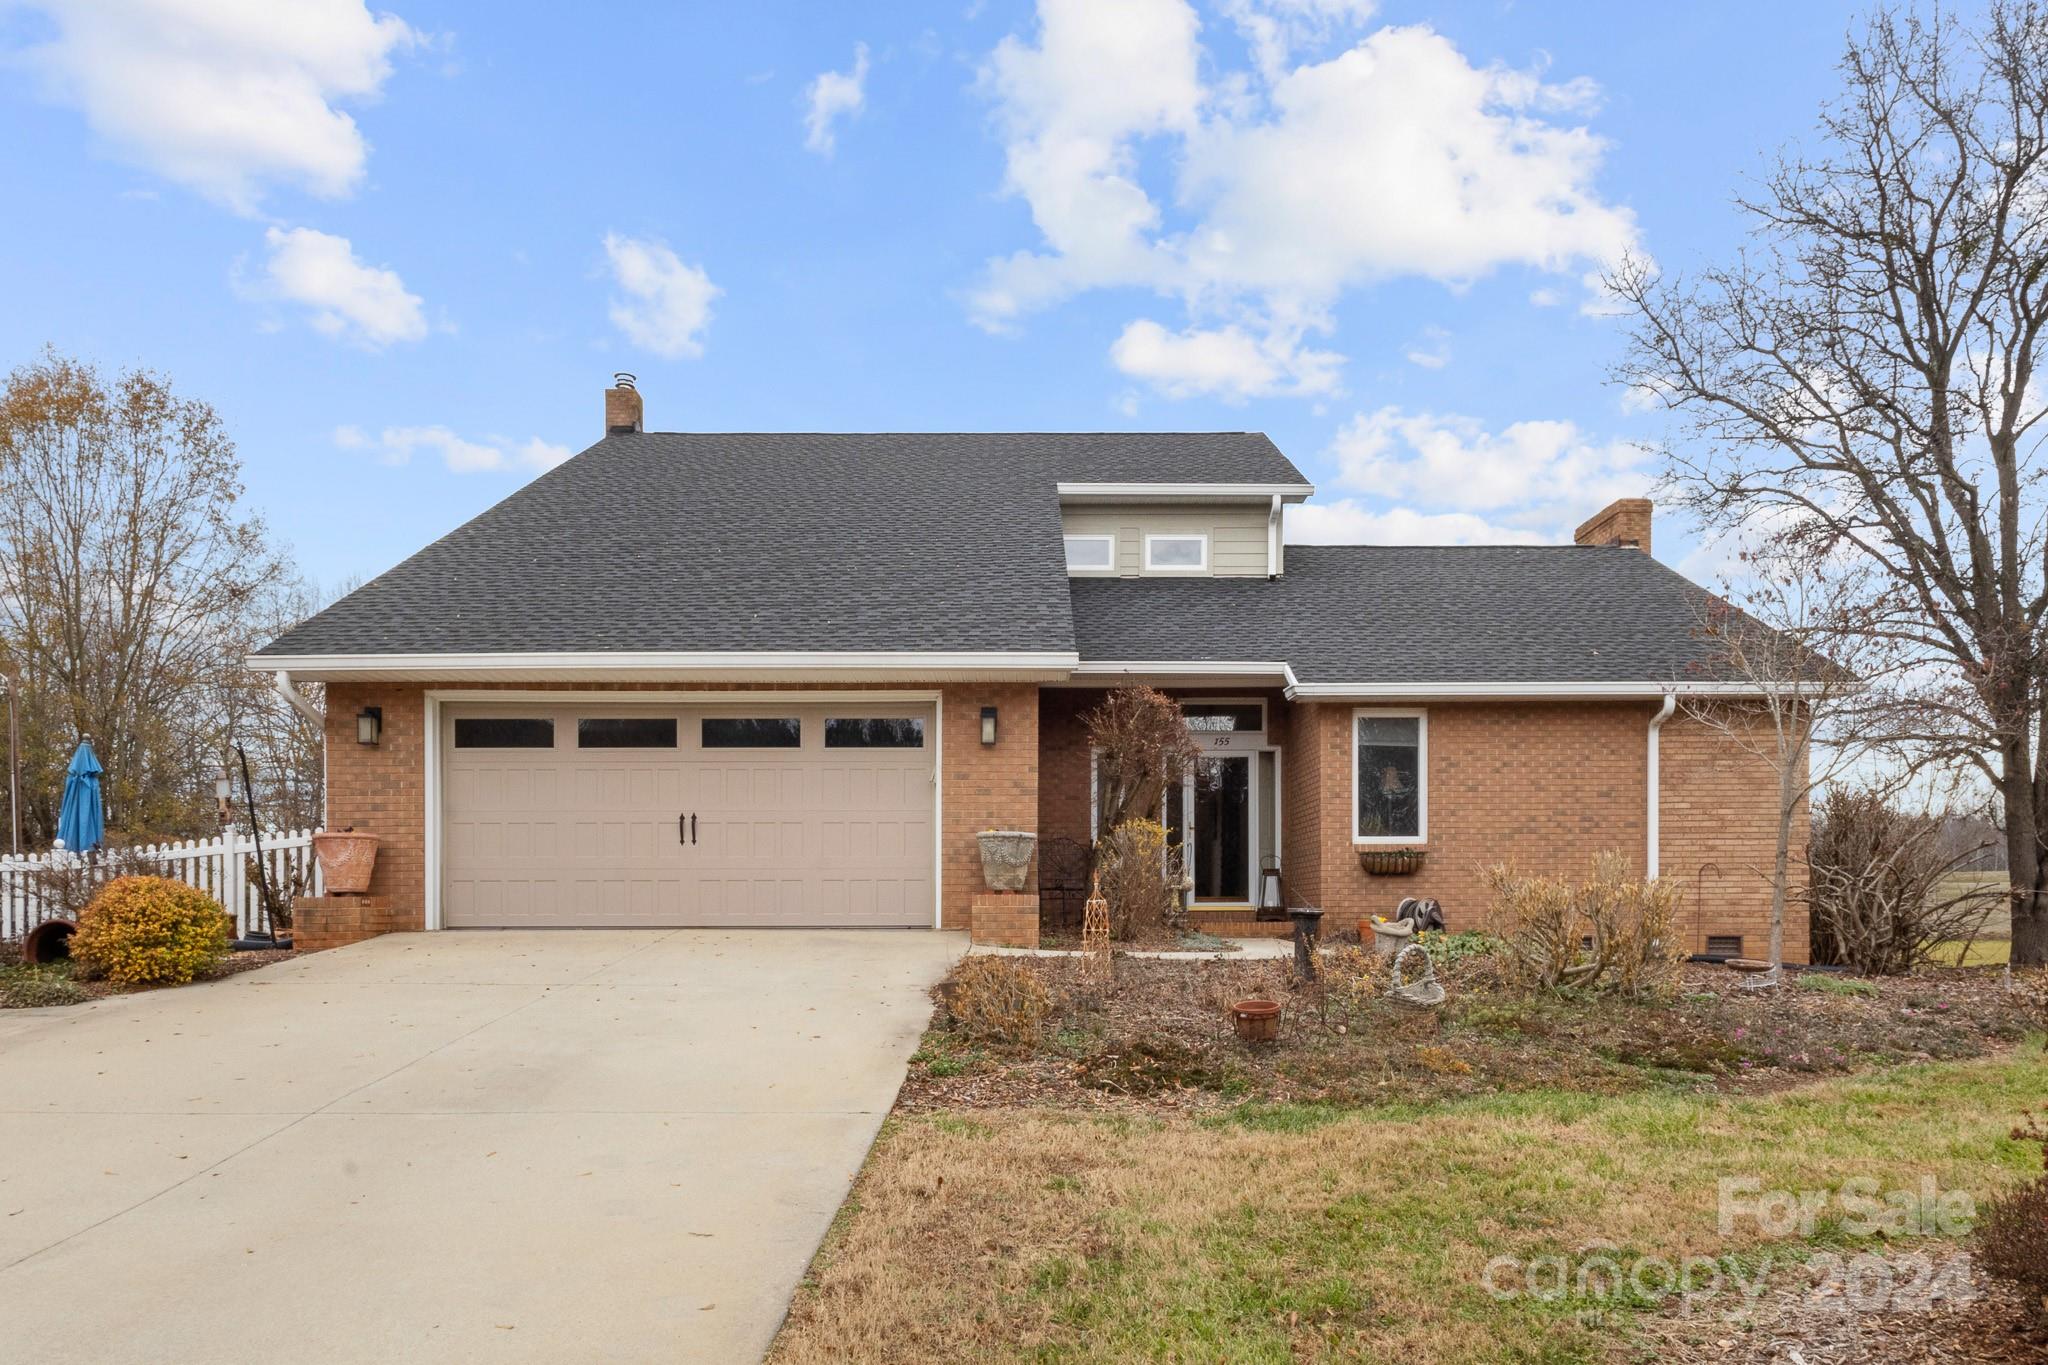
top-left (1614, 4), bottom-right (2048, 964)
top-left (0, 350), bottom-right (305, 844)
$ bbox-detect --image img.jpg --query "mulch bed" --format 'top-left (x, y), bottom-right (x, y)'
top-left (1638, 1250), bottom-right (2048, 1364)
top-left (901, 953), bottom-right (2038, 1115)
top-left (0, 945), bottom-right (299, 1008)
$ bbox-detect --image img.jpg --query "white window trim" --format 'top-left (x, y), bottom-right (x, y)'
top-left (1063, 533), bottom-right (1116, 573)
top-left (1351, 707), bottom-right (1427, 845)
top-left (1144, 533), bottom-right (1208, 572)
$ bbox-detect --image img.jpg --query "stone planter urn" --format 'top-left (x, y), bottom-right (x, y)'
top-left (1369, 917), bottom-right (1416, 957)
top-left (311, 830), bottom-right (380, 895)
top-left (975, 830), bottom-right (1037, 892)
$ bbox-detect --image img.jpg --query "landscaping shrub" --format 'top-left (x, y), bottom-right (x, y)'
top-left (1096, 818), bottom-right (1186, 941)
top-left (1482, 853), bottom-right (1683, 998)
top-left (1974, 1111), bottom-right (2048, 1320)
top-left (1806, 785), bottom-right (2004, 974)
top-left (70, 876), bottom-right (232, 986)
top-left (943, 956), bottom-right (1053, 1049)
top-left (1083, 685), bottom-right (1199, 837)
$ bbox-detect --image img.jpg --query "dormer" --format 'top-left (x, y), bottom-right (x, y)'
top-left (1058, 479), bottom-right (1314, 580)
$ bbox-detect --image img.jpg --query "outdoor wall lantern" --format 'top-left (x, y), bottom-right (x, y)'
top-left (980, 706), bottom-right (998, 746)
top-left (357, 707), bottom-right (383, 746)
top-left (214, 767), bottom-right (232, 826)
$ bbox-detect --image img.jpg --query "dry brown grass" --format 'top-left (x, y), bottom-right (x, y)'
top-left (772, 1045), bottom-right (2048, 1364)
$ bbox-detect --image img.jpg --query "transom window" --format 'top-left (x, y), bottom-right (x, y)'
top-left (1063, 534), bottom-right (1115, 572)
top-left (453, 717), bottom-right (554, 749)
top-left (825, 717), bottom-right (925, 748)
top-left (1144, 533), bottom-right (1207, 571)
top-left (578, 717), bottom-right (677, 748)
top-left (1184, 702), bottom-right (1264, 733)
top-left (1353, 710), bottom-right (1426, 842)
top-left (701, 717), bottom-right (801, 748)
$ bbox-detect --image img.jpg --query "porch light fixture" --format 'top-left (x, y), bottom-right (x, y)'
top-left (214, 767), bottom-right (232, 827)
top-left (979, 706), bottom-right (998, 746)
top-left (356, 707), bottom-right (383, 746)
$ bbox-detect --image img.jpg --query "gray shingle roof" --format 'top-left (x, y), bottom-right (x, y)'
top-left (257, 432), bottom-right (1304, 657)
top-left (1068, 546), bottom-right (1725, 684)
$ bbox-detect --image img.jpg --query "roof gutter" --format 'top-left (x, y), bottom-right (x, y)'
top-left (1282, 679), bottom-right (1779, 700)
top-left (1057, 481), bottom-right (1314, 502)
top-left (1646, 690), bottom-right (1676, 878)
top-left (248, 649), bottom-right (1083, 682)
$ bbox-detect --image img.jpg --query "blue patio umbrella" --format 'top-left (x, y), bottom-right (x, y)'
top-left (56, 739), bottom-right (104, 853)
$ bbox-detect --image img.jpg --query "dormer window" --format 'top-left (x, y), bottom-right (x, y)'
top-left (1064, 534), bottom-right (1115, 572)
top-left (1144, 533), bottom-right (1208, 572)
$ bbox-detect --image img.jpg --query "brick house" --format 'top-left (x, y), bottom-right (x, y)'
top-left (258, 378), bottom-right (1805, 962)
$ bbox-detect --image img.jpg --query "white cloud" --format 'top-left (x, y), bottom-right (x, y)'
top-left (1403, 325), bottom-right (1450, 370)
top-left (260, 226), bottom-right (426, 346)
top-left (337, 425), bottom-right (569, 475)
top-left (15, 0), bottom-right (418, 212)
top-left (602, 232), bottom-right (719, 359)
top-left (973, 5), bottom-right (1637, 395)
top-left (1285, 499), bottom-right (1544, 546)
top-left (1330, 406), bottom-right (1651, 520)
top-left (1528, 286), bottom-right (1562, 307)
top-left (804, 42), bottom-right (870, 155)
top-left (1110, 318), bottom-right (1341, 399)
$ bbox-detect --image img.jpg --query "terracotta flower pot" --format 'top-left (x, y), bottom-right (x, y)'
top-left (1230, 998), bottom-right (1281, 1044)
top-left (976, 830), bottom-right (1037, 892)
top-left (312, 831), bottom-right (380, 895)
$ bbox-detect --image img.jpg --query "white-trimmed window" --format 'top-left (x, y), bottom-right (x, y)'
top-left (1063, 534), bottom-right (1116, 572)
top-left (1353, 709), bottom-right (1426, 843)
top-left (1144, 533), bottom-right (1208, 572)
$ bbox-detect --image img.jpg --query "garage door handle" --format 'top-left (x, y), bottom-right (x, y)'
top-left (691, 813), bottom-right (697, 845)
top-left (679, 813), bottom-right (686, 847)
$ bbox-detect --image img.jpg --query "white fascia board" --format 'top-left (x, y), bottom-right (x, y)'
top-left (1284, 679), bottom-right (1777, 700)
top-left (1071, 659), bottom-right (1298, 680)
top-left (248, 649), bottom-right (1080, 681)
top-left (1056, 482), bottom-right (1315, 503)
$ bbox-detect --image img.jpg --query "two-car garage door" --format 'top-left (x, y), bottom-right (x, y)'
top-left (440, 701), bottom-right (935, 927)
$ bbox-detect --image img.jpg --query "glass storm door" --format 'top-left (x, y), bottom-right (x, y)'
top-left (1190, 754), bottom-right (1251, 902)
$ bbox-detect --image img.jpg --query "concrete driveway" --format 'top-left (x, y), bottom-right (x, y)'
top-left (0, 929), bottom-right (963, 1364)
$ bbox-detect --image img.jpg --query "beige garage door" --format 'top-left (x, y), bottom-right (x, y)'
top-left (440, 701), bottom-right (935, 927)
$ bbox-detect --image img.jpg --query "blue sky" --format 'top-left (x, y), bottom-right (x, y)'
top-left (0, 1), bottom-right (1884, 593)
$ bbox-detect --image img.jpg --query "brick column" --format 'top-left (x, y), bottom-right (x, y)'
top-left (971, 892), bottom-right (1040, 948)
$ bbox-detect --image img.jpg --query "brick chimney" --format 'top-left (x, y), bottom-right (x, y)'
top-left (604, 373), bottom-right (643, 435)
top-left (1573, 498), bottom-right (1653, 555)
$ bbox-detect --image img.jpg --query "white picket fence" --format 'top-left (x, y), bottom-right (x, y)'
top-left (0, 829), bottom-right (324, 942)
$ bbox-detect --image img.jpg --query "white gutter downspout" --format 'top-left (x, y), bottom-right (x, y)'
top-left (273, 670), bottom-right (324, 727)
top-left (1646, 691), bottom-right (1676, 878)
top-left (1267, 494), bottom-right (1282, 579)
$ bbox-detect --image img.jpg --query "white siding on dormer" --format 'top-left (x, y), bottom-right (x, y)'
top-left (1060, 502), bottom-right (1274, 577)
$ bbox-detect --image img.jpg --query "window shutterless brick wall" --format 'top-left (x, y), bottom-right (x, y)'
top-left (1294, 699), bottom-right (1808, 959)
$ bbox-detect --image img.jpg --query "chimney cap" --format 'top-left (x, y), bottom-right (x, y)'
top-left (612, 372), bottom-right (637, 390)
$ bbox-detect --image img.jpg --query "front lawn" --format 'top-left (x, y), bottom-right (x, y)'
top-left (772, 1044), bottom-right (2048, 1363)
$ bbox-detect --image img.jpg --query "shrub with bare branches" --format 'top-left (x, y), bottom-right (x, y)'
top-left (1805, 786), bottom-right (2004, 975)
top-left (1482, 852), bottom-right (1684, 998)
top-left (1974, 1111), bottom-right (2048, 1321)
top-left (1083, 686), bottom-right (1198, 836)
top-left (1096, 819), bottom-right (1187, 942)
top-left (943, 957), bottom-right (1053, 1050)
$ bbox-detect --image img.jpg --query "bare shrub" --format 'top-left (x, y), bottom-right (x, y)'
top-left (1974, 1111), bottom-right (2048, 1320)
top-left (1805, 785), bottom-right (2004, 974)
top-left (1096, 819), bottom-right (1186, 942)
top-left (944, 957), bottom-right (1053, 1050)
top-left (1482, 852), bottom-right (1684, 998)
top-left (1083, 686), bottom-right (1198, 836)
top-left (1315, 942), bottom-right (1390, 1031)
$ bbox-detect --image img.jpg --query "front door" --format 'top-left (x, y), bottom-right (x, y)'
top-left (1190, 754), bottom-right (1252, 902)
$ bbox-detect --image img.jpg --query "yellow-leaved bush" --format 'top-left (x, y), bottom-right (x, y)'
top-left (71, 876), bottom-right (232, 986)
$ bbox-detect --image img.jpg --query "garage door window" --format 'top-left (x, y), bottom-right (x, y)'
top-left (577, 717), bottom-right (678, 748)
top-left (453, 717), bottom-right (554, 748)
top-left (701, 717), bottom-right (802, 748)
top-left (825, 717), bottom-right (925, 748)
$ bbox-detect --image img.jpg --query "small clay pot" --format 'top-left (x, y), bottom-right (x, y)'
top-left (1230, 998), bottom-right (1281, 1044)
